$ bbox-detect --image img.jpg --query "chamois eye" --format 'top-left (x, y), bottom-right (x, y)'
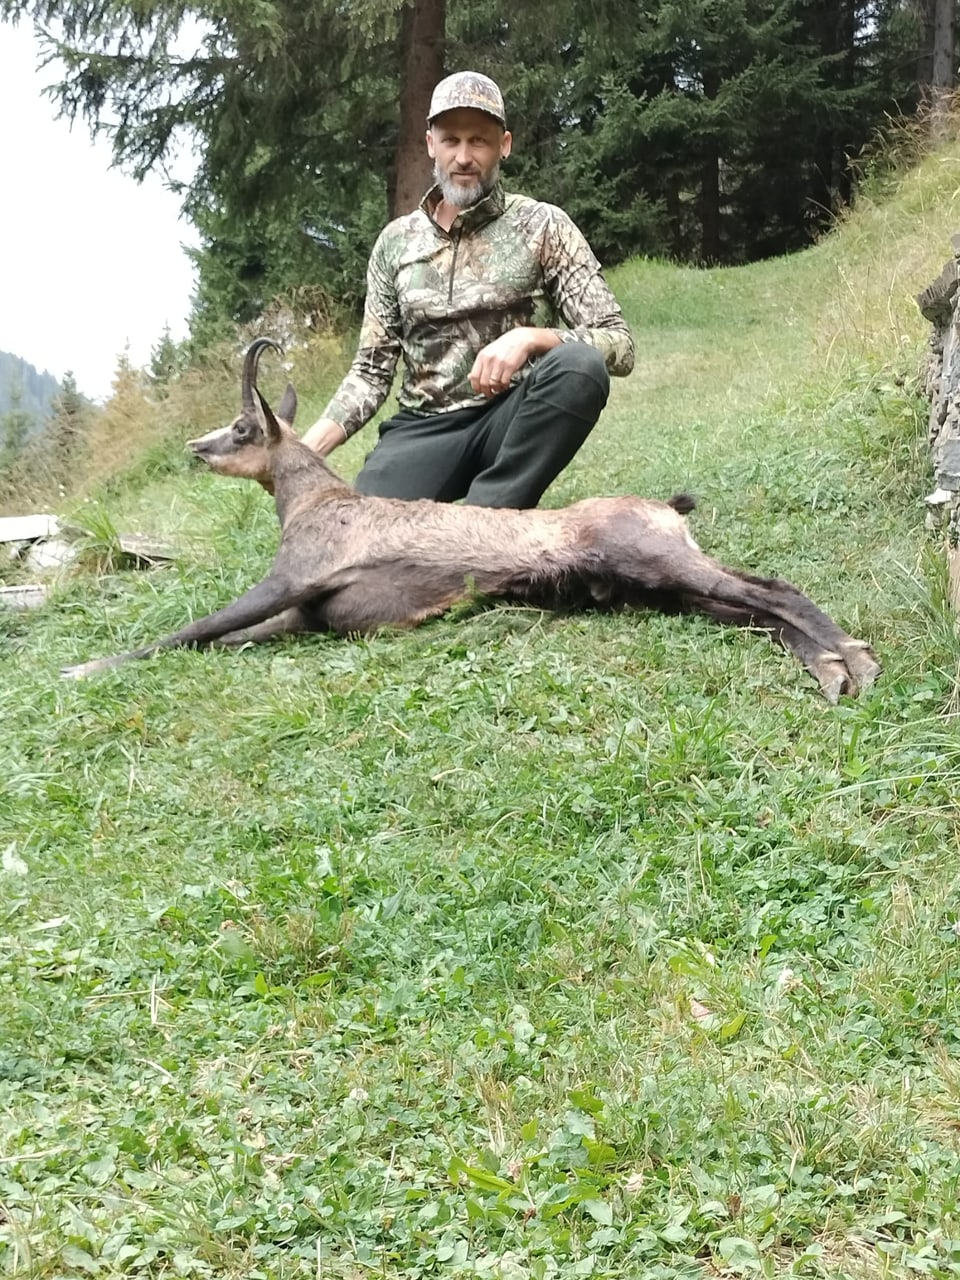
top-left (234, 419), bottom-right (254, 442)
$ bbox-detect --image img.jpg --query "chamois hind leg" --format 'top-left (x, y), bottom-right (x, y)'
top-left (662, 560), bottom-right (880, 700)
top-left (680, 563), bottom-right (880, 699)
top-left (598, 510), bottom-right (879, 699)
top-left (680, 593), bottom-right (879, 703)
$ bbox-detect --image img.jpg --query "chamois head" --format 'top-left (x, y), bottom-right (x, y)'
top-left (188, 338), bottom-right (298, 489)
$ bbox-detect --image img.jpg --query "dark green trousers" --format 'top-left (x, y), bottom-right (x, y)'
top-left (353, 344), bottom-right (610, 508)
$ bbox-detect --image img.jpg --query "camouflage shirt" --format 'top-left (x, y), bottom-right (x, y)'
top-left (322, 182), bottom-right (635, 438)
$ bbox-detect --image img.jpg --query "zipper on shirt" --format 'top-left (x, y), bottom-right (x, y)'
top-left (447, 229), bottom-right (463, 305)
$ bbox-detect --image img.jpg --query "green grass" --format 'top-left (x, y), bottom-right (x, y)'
top-left (4, 143), bottom-right (960, 1279)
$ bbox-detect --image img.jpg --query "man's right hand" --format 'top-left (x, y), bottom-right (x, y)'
top-left (301, 417), bottom-right (348, 455)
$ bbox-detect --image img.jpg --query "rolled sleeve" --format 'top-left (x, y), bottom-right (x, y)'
top-left (541, 208), bottom-right (635, 377)
top-left (321, 233), bottom-right (403, 437)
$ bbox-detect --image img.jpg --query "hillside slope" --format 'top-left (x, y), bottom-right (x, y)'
top-left (0, 349), bottom-right (60, 426)
top-left (3, 140), bottom-right (960, 1280)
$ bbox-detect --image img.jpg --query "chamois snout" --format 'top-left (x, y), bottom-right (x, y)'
top-left (187, 423), bottom-right (235, 464)
top-left (185, 414), bottom-right (277, 488)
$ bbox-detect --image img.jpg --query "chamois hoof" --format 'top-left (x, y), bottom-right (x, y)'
top-left (61, 655), bottom-right (127, 679)
top-left (820, 672), bottom-right (849, 705)
top-left (61, 661), bottom-right (97, 680)
top-left (841, 640), bottom-right (881, 693)
top-left (813, 659), bottom-right (850, 704)
top-left (811, 641), bottom-right (881, 702)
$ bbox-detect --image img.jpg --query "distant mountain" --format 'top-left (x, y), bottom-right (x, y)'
top-left (0, 351), bottom-right (61, 428)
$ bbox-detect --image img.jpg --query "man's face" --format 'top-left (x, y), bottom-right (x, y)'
top-left (427, 109), bottom-right (512, 209)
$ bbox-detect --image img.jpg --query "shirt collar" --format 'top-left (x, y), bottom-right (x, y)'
top-left (421, 181), bottom-right (506, 233)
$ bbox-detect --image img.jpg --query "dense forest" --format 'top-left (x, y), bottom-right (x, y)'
top-left (0, 1), bottom-right (956, 351)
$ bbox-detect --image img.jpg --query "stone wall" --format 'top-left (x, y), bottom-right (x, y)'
top-left (917, 234), bottom-right (960, 605)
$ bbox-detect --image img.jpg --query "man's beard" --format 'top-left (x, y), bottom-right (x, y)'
top-left (435, 159), bottom-right (500, 209)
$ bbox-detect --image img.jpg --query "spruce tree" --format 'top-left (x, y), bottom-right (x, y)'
top-left (46, 371), bottom-right (88, 486)
top-left (149, 326), bottom-right (183, 394)
top-left (0, 380), bottom-right (34, 474)
top-left (0, 0), bottom-right (932, 330)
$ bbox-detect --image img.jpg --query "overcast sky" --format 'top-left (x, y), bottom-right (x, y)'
top-left (0, 20), bottom-right (199, 402)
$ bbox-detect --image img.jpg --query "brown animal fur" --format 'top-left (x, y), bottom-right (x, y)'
top-left (62, 339), bottom-right (881, 702)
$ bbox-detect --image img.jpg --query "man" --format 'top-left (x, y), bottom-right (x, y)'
top-left (301, 71), bottom-right (635, 508)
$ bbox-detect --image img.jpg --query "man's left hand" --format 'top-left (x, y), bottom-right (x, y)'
top-left (469, 328), bottom-right (561, 398)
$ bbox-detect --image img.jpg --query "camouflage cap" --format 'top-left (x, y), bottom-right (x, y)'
top-left (427, 71), bottom-right (506, 127)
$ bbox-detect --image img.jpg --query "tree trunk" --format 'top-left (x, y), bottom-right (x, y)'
top-left (932, 0), bottom-right (955, 87)
top-left (699, 68), bottom-right (721, 264)
top-left (930, 0), bottom-right (956, 138)
top-left (809, 0), bottom-right (855, 215)
top-left (393, 0), bottom-right (446, 217)
top-left (699, 140), bottom-right (720, 263)
top-left (836, 0), bottom-right (855, 206)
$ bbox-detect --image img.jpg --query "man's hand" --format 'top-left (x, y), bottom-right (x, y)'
top-left (301, 417), bottom-right (348, 455)
top-left (469, 327), bottom-right (561, 398)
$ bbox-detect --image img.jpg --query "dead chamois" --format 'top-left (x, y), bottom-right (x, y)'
top-left (62, 339), bottom-right (880, 701)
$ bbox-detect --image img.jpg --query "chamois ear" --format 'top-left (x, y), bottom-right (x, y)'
top-left (254, 387), bottom-right (283, 444)
top-left (277, 382), bottom-right (298, 425)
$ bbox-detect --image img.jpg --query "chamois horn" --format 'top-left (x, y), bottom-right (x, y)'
top-left (241, 337), bottom-right (284, 412)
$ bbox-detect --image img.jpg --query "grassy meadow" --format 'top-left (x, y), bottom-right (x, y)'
top-left (5, 140), bottom-right (960, 1279)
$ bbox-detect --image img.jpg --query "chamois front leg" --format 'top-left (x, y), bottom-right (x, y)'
top-left (212, 603), bottom-right (324, 647)
top-left (61, 575), bottom-right (306, 678)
